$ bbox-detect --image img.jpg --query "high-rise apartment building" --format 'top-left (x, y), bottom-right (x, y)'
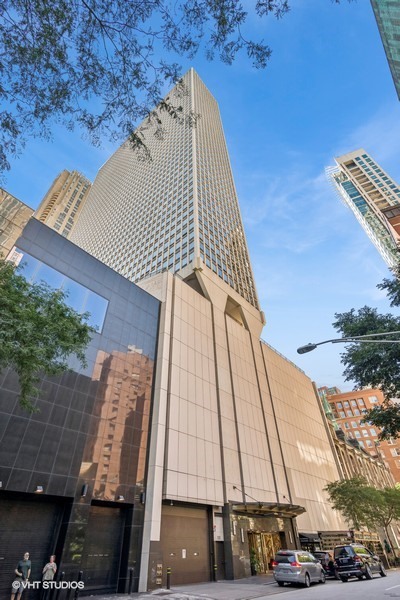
top-left (36, 169), bottom-right (91, 238)
top-left (72, 69), bottom-right (350, 589)
top-left (3, 72), bottom-right (375, 593)
top-left (72, 69), bottom-right (259, 309)
top-left (327, 149), bottom-right (400, 267)
top-left (371, 0), bottom-right (400, 101)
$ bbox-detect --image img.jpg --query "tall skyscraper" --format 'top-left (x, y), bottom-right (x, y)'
top-left (36, 169), bottom-right (91, 238)
top-left (370, 0), bottom-right (400, 100)
top-left (327, 149), bottom-right (400, 267)
top-left (72, 69), bottom-right (259, 310)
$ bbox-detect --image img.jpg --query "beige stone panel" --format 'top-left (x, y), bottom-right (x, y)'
top-left (195, 404), bottom-right (205, 439)
top-left (187, 402), bottom-right (197, 437)
top-left (219, 389), bottom-right (235, 421)
top-left (165, 469), bottom-right (178, 498)
top-left (197, 476), bottom-right (207, 501)
top-left (169, 394), bottom-right (180, 432)
top-left (178, 397), bottom-right (188, 433)
top-left (187, 474), bottom-right (198, 500)
top-left (223, 447), bottom-right (243, 494)
top-left (177, 472), bottom-right (188, 498)
top-left (216, 365), bottom-right (232, 394)
top-left (167, 428), bottom-right (179, 471)
top-left (196, 437), bottom-right (207, 477)
top-left (178, 432), bottom-right (189, 473)
top-left (170, 364), bottom-right (180, 397)
top-left (180, 368), bottom-right (189, 400)
top-left (221, 416), bottom-right (239, 451)
top-left (187, 434), bottom-right (197, 473)
top-left (260, 343), bottom-right (344, 531)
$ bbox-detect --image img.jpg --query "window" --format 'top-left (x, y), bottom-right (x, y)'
top-left (362, 430), bottom-right (369, 437)
top-left (351, 421), bottom-right (358, 428)
top-left (344, 423), bottom-right (350, 429)
top-left (344, 401), bottom-right (350, 408)
top-left (10, 249), bottom-right (109, 331)
top-left (369, 396), bottom-right (379, 404)
top-left (369, 428), bottom-right (377, 437)
top-left (355, 431), bottom-right (361, 438)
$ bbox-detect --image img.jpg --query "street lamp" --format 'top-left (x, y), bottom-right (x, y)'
top-left (297, 331), bottom-right (400, 354)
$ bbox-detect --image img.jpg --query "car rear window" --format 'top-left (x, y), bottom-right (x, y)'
top-left (352, 546), bottom-right (370, 556)
top-left (275, 553), bottom-right (295, 563)
top-left (334, 546), bottom-right (354, 558)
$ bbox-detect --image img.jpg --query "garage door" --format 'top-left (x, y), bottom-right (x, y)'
top-left (160, 505), bottom-right (210, 585)
top-left (0, 495), bottom-right (64, 598)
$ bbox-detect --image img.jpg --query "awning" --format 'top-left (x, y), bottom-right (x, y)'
top-left (299, 532), bottom-right (321, 544)
top-left (232, 502), bottom-right (306, 519)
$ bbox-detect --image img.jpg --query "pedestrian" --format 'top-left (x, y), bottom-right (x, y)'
top-left (11, 552), bottom-right (31, 600)
top-left (42, 556), bottom-right (57, 581)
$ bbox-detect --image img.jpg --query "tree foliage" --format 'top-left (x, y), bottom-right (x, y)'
top-left (0, 258), bottom-right (94, 411)
top-left (0, 0), bottom-right (353, 173)
top-left (325, 477), bottom-right (400, 545)
top-left (333, 252), bottom-right (400, 439)
top-left (0, 0), bottom-right (286, 172)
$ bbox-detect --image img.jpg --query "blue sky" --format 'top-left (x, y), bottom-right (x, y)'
top-left (3, 0), bottom-right (400, 391)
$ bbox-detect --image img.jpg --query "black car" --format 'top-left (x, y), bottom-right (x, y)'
top-left (334, 544), bottom-right (387, 582)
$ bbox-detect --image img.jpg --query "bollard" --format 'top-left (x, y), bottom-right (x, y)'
top-left (213, 564), bottom-right (218, 581)
top-left (166, 567), bottom-right (171, 590)
top-left (128, 567), bottom-right (134, 595)
top-left (54, 572), bottom-right (65, 600)
top-left (73, 571), bottom-right (83, 600)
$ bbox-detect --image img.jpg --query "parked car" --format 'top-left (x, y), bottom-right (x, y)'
top-left (334, 544), bottom-right (387, 582)
top-left (272, 550), bottom-right (326, 587)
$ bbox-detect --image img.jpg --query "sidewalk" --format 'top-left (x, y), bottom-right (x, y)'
top-left (95, 574), bottom-right (277, 600)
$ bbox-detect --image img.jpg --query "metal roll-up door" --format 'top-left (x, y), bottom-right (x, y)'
top-left (0, 495), bottom-right (64, 599)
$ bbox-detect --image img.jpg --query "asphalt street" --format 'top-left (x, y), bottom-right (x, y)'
top-left (93, 569), bottom-right (400, 600)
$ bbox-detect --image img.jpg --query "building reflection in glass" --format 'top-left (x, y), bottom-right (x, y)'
top-left (80, 345), bottom-right (154, 501)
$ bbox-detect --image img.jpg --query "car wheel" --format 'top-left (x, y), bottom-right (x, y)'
top-left (357, 575), bottom-right (363, 580)
top-left (277, 582), bottom-right (285, 587)
top-left (380, 564), bottom-right (387, 577)
top-left (320, 571), bottom-right (326, 584)
top-left (339, 576), bottom-right (348, 582)
top-left (334, 569), bottom-right (340, 580)
top-left (304, 573), bottom-right (311, 588)
top-left (365, 565), bottom-right (373, 580)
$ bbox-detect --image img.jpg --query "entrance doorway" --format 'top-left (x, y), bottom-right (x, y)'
top-left (248, 532), bottom-right (281, 573)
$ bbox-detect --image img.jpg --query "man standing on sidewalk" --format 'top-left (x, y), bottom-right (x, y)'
top-left (11, 552), bottom-right (31, 600)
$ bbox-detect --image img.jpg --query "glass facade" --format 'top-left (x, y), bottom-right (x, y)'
top-left (71, 69), bottom-right (259, 309)
top-left (0, 219), bottom-right (160, 594)
top-left (9, 247), bottom-right (109, 331)
top-left (371, 0), bottom-right (400, 101)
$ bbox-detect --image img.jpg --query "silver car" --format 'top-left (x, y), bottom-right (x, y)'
top-left (272, 550), bottom-right (326, 588)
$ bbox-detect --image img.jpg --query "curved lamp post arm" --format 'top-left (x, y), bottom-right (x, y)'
top-left (297, 331), bottom-right (400, 354)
